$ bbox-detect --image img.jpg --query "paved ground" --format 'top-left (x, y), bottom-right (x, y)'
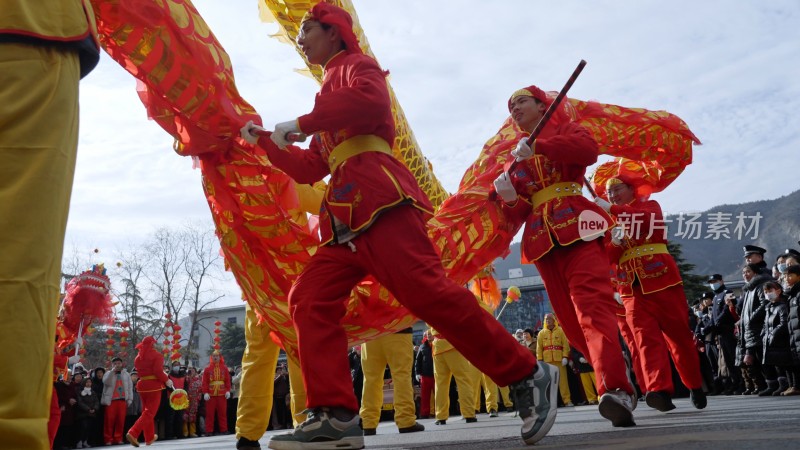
top-left (139, 395), bottom-right (800, 449)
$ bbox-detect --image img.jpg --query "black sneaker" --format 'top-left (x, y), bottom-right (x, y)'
top-left (488, 409), bottom-right (498, 418)
top-left (645, 391), bottom-right (676, 412)
top-left (398, 422), bottom-right (424, 433)
top-left (267, 408), bottom-right (363, 449)
top-left (510, 362), bottom-right (559, 445)
top-left (465, 417), bottom-right (477, 423)
top-left (690, 388), bottom-right (707, 409)
top-left (362, 428), bottom-right (376, 436)
top-left (237, 437), bottom-right (261, 449)
top-left (434, 419), bottom-right (446, 425)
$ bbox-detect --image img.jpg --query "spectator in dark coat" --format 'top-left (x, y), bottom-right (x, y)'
top-left (758, 281), bottom-right (792, 396)
top-left (782, 265), bottom-right (800, 395)
top-left (76, 377), bottom-right (100, 448)
top-left (734, 263), bottom-right (771, 394)
top-left (415, 331), bottom-right (435, 418)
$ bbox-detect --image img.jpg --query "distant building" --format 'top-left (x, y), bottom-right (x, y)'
top-left (179, 305), bottom-right (245, 369)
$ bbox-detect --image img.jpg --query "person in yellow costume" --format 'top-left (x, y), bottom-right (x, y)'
top-left (537, 314), bottom-right (573, 406)
top-left (359, 328), bottom-right (424, 435)
top-left (469, 282), bottom-right (501, 418)
top-left (236, 304), bottom-right (308, 450)
top-left (235, 181), bottom-right (324, 449)
top-left (431, 327), bottom-right (477, 425)
top-left (0, 2), bottom-right (99, 449)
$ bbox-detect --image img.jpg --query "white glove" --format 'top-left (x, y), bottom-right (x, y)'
top-left (594, 197), bottom-right (611, 212)
top-left (579, 357), bottom-right (588, 364)
top-left (225, 391), bottom-right (231, 399)
top-left (165, 379), bottom-right (174, 389)
top-left (511, 138), bottom-right (534, 162)
top-left (204, 393), bottom-right (211, 401)
top-left (415, 374), bottom-right (421, 382)
top-left (610, 225), bottom-right (625, 245)
top-left (68, 354), bottom-right (80, 365)
top-left (127, 399), bottom-right (133, 406)
top-left (493, 172), bottom-right (517, 203)
top-left (561, 357), bottom-right (569, 366)
top-left (614, 292), bottom-right (623, 305)
top-left (240, 120), bottom-right (265, 145)
top-left (270, 120), bottom-right (300, 149)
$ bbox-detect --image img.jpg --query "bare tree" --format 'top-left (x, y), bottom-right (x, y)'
top-left (113, 243), bottom-right (161, 349)
top-left (144, 227), bottom-right (189, 336)
top-left (182, 222), bottom-right (225, 365)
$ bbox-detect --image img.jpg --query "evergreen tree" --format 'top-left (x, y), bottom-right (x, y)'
top-left (217, 322), bottom-right (246, 368)
top-left (668, 242), bottom-right (707, 305)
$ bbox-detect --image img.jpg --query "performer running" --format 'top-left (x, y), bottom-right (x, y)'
top-left (593, 161), bottom-right (706, 411)
top-left (126, 336), bottom-right (173, 447)
top-left (493, 86), bottom-right (637, 427)
top-left (241, 3), bottom-right (558, 448)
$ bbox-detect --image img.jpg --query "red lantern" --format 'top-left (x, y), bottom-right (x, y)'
top-left (164, 330), bottom-right (171, 337)
top-left (107, 329), bottom-right (115, 336)
top-left (173, 333), bottom-right (181, 340)
top-left (105, 338), bottom-right (115, 346)
top-left (213, 336), bottom-right (221, 342)
top-left (172, 324), bottom-right (182, 331)
top-left (78, 348), bottom-right (86, 355)
top-left (120, 341), bottom-right (129, 348)
top-left (106, 350), bottom-right (115, 357)
top-left (120, 331), bottom-right (129, 339)
top-left (162, 339), bottom-right (170, 346)
top-left (121, 320), bottom-right (130, 328)
top-left (165, 313), bottom-right (172, 319)
top-left (213, 344), bottom-right (221, 350)
top-left (214, 320), bottom-right (221, 327)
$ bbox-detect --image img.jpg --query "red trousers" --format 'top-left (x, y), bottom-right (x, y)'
top-left (617, 308), bottom-right (646, 392)
top-left (534, 240), bottom-right (633, 396)
top-left (205, 395), bottom-right (228, 433)
top-left (48, 387), bottom-right (59, 449)
top-left (418, 375), bottom-right (435, 417)
top-left (290, 206), bottom-right (536, 413)
top-left (625, 283), bottom-right (702, 393)
top-left (104, 399), bottom-right (126, 443)
top-left (128, 390), bottom-right (160, 444)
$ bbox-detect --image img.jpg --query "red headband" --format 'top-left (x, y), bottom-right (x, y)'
top-left (303, 2), bottom-right (362, 54)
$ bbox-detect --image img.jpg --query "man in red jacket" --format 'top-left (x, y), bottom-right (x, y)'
top-left (593, 161), bottom-right (706, 411)
top-left (241, 3), bottom-right (558, 448)
top-left (493, 86), bottom-right (636, 427)
top-left (202, 352), bottom-right (231, 436)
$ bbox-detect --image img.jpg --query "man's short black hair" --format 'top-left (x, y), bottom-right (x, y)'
top-left (523, 328), bottom-right (534, 335)
top-left (111, 357), bottom-right (123, 363)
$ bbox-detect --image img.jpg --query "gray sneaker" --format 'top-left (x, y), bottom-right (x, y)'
top-left (510, 361), bottom-right (559, 445)
top-left (598, 389), bottom-right (636, 427)
top-left (267, 408), bottom-right (364, 449)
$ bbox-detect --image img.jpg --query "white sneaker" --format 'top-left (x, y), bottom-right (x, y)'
top-left (510, 362), bottom-right (560, 445)
top-left (598, 389), bottom-right (636, 427)
top-left (76, 441), bottom-right (83, 449)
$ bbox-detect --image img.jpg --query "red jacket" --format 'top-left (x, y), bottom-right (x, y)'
top-left (259, 51), bottom-right (433, 245)
top-left (606, 199), bottom-right (682, 296)
top-left (202, 361), bottom-right (231, 397)
top-left (504, 121), bottom-right (612, 262)
top-left (133, 338), bottom-right (169, 393)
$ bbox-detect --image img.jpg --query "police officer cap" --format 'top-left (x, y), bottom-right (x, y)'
top-left (782, 248), bottom-right (800, 260)
top-left (707, 274), bottom-right (723, 283)
top-left (701, 291), bottom-right (714, 299)
top-left (743, 245), bottom-right (766, 257)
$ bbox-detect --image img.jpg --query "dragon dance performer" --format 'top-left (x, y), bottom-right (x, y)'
top-left (241, 3), bottom-right (558, 448)
top-left (493, 85), bottom-right (637, 427)
top-left (593, 161), bottom-right (706, 411)
top-left (202, 351), bottom-right (232, 436)
top-left (126, 336), bottom-right (173, 447)
top-left (0, 2), bottom-right (99, 449)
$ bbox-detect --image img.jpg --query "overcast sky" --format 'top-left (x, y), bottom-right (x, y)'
top-left (65, 0), bottom-right (800, 306)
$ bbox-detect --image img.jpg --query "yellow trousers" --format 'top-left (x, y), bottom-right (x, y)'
top-left (580, 372), bottom-right (598, 403)
top-left (497, 385), bottom-right (514, 408)
top-left (471, 368), bottom-right (498, 412)
top-left (236, 304), bottom-right (279, 441)
top-left (555, 363), bottom-right (572, 404)
top-left (433, 349), bottom-right (476, 420)
top-left (0, 42), bottom-right (80, 450)
top-left (360, 333), bottom-right (416, 429)
top-left (288, 357), bottom-right (307, 426)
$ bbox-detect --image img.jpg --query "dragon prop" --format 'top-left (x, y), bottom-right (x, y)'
top-left (88, 0), bottom-right (699, 362)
